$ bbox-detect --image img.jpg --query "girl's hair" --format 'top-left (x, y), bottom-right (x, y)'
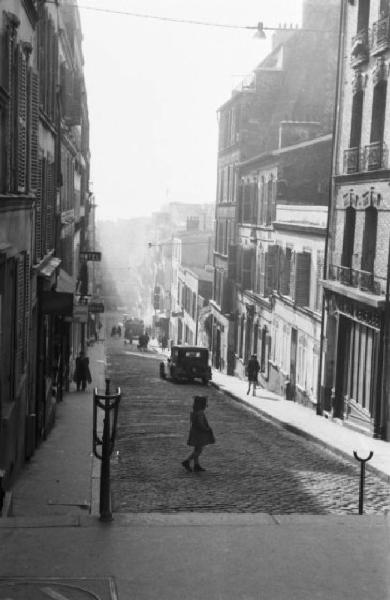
top-left (193, 395), bottom-right (207, 411)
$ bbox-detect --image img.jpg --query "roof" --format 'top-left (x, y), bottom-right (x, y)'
top-left (238, 134), bottom-right (332, 169)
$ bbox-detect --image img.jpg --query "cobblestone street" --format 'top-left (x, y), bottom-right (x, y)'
top-left (107, 339), bottom-right (390, 514)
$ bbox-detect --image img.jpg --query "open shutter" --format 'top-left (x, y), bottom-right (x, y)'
top-left (295, 252), bottom-right (311, 307)
top-left (46, 161), bottom-right (55, 251)
top-left (265, 245), bottom-right (279, 295)
top-left (16, 45), bottom-right (28, 192)
top-left (259, 250), bottom-right (266, 296)
top-left (242, 249), bottom-right (252, 289)
top-left (34, 158), bottom-right (43, 262)
top-left (290, 252), bottom-right (297, 302)
top-left (29, 70), bottom-right (40, 191)
top-left (315, 251), bottom-right (324, 311)
top-left (228, 244), bottom-right (237, 280)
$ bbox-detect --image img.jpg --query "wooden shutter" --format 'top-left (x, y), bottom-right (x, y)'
top-left (29, 70), bottom-right (40, 191)
top-left (228, 244), bottom-right (237, 280)
top-left (290, 252), bottom-right (297, 302)
top-left (316, 251), bottom-right (324, 311)
top-left (16, 45), bottom-right (27, 192)
top-left (242, 249), bottom-right (252, 289)
top-left (265, 245), bottom-right (279, 295)
top-left (34, 158), bottom-right (43, 262)
top-left (237, 182), bottom-right (243, 223)
top-left (46, 161), bottom-right (55, 251)
top-left (295, 252), bottom-right (311, 307)
top-left (259, 250), bottom-right (266, 296)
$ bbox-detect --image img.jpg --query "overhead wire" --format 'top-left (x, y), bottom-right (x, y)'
top-left (44, 1), bottom-right (259, 30)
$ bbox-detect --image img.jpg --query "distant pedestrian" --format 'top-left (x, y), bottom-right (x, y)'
top-left (161, 335), bottom-right (168, 351)
top-left (117, 326), bottom-right (121, 337)
top-left (246, 354), bottom-right (260, 396)
top-left (182, 395), bottom-right (215, 473)
top-left (73, 351), bottom-right (92, 391)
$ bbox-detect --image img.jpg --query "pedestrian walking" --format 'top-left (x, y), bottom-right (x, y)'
top-left (73, 351), bottom-right (92, 391)
top-left (182, 395), bottom-right (215, 473)
top-left (246, 354), bottom-right (260, 396)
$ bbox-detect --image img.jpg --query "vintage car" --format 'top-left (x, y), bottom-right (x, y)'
top-left (159, 345), bottom-right (212, 384)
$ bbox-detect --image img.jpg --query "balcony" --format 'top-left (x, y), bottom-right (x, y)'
top-left (329, 264), bottom-right (382, 295)
top-left (363, 141), bottom-right (388, 170)
top-left (342, 142), bottom-right (388, 174)
top-left (351, 29), bottom-right (369, 67)
top-left (343, 147), bottom-right (360, 174)
top-left (371, 15), bottom-right (390, 55)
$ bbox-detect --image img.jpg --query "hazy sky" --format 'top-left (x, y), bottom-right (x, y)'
top-left (81, 0), bottom-right (303, 221)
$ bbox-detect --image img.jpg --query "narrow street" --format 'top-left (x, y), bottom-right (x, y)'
top-left (107, 338), bottom-right (390, 515)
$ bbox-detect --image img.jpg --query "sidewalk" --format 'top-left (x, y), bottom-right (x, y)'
top-left (8, 340), bottom-right (107, 518)
top-left (210, 370), bottom-right (390, 483)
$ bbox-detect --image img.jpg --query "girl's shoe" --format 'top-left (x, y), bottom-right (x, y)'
top-left (193, 464), bottom-right (206, 472)
top-left (182, 460), bottom-right (192, 472)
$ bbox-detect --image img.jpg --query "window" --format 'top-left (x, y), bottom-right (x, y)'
top-left (350, 91), bottom-right (364, 148)
top-left (361, 206), bottom-right (377, 272)
top-left (297, 336), bottom-right (308, 389)
top-left (370, 80), bottom-right (387, 145)
top-left (266, 178), bottom-right (274, 225)
top-left (341, 207), bottom-right (356, 268)
top-left (357, 0), bottom-right (370, 32)
top-left (292, 252), bottom-right (311, 307)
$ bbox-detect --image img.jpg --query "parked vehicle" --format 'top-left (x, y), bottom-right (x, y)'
top-left (159, 345), bottom-right (211, 385)
top-left (124, 318), bottom-right (144, 343)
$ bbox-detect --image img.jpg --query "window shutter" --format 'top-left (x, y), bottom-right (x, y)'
top-left (259, 250), bottom-right (266, 296)
top-left (242, 249), bottom-right (252, 289)
top-left (237, 182), bottom-right (243, 223)
top-left (34, 158), bottom-right (43, 262)
top-left (295, 252), bottom-right (311, 307)
top-left (16, 45), bottom-right (27, 192)
top-left (265, 245), bottom-right (279, 295)
top-left (228, 244), bottom-right (237, 280)
top-left (29, 70), bottom-right (40, 191)
top-left (315, 251), bottom-right (324, 311)
top-left (46, 161), bottom-right (55, 251)
top-left (290, 252), bottom-right (297, 302)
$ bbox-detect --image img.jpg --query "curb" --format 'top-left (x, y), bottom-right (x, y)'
top-left (210, 381), bottom-right (390, 485)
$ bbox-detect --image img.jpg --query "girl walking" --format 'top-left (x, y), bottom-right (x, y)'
top-left (182, 396), bottom-right (215, 473)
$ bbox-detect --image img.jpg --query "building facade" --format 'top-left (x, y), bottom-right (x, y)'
top-left (234, 136), bottom-right (331, 409)
top-left (211, 0), bottom-right (341, 376)
top-left (321, 0), bottom-right (390, 440)
top-left (0, 0), bottom-right (91, 497)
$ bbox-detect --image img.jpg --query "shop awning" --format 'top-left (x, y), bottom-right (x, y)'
top-left (37, 256), bottom-right (61, 279)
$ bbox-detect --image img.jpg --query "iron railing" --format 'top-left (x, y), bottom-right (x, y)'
top-left (329, 264), bottom-right (382, 295)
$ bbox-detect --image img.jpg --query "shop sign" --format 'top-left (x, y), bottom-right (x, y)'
top-left (73, 304), bottom-right (88, 323)
top-left (89, 302), bottom-right (105, 313)
top-left (80, 251), bottom-right (102, 262)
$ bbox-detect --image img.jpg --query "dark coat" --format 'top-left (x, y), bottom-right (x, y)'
top-left (247, 357), bottom-right (260, 381)
top-left (73, 356), bottom-right (92, 384)
top-left (187, 409), bottom-right (215, 447)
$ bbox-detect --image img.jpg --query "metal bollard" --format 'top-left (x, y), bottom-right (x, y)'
top-left (353, 450), bottom-right (374, 515)
top-left (93, 378), bottom-right (121, 522)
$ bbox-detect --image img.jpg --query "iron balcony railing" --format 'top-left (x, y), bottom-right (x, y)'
top-left (371, 15), bottom-right (390, 53)
top-left (343, 142), bottom-right (388, 174)
top-left (329, 264), bottom-right (382, 295)
top-left (343, 147), bottom-right (360, 174)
